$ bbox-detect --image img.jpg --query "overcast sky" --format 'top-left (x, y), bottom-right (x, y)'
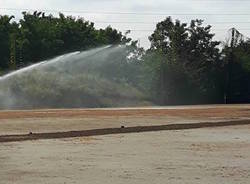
top-left (1, 0), bottom-right (250, 48)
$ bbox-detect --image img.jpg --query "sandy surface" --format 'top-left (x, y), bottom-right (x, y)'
top-left (1, 105), bottom-right (250, 183)
top-left (1, 104), bottom-right (250, 135)
top-left (1, 125), bottom-right (250, 184)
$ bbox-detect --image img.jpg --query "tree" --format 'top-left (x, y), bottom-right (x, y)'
top-left (147, 17), bottom-right (221, 104)
top-left (0, 15), bottom-right (18, 71)
top-left (222, 28), bottom-right (250, 103)
top-left (0, 12), bottom-right (127, 72)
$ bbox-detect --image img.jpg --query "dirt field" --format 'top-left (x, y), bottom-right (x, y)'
top-left (1, 126), bottom-right (250, 184)
top-left (1, 105), bottom-right (250, 183)
top-left (1, 104), bottom-right (250, 136)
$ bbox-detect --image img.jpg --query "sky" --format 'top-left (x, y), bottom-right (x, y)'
top-left (1, 0), bottom-right (250, 48)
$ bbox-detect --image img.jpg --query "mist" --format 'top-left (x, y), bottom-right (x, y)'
top-left (0, 45), bottom-right (149, 109)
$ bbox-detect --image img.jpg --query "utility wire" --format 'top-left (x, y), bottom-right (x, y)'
top-left (121, 29), bottom-right (250, 32)
top-left (95, 21), bottom-right (250, 24)
top-left (1, 8), bottom-right (250, 16)
top-left (1, 8), bottom-right (249, 33)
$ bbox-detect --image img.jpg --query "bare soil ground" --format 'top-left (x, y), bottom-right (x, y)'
top-left (1, 104), bottom-right (250, 136)
top-left (1, 105), bottom-right (250, 183)
top-left (1, 125), bottom-right (250, 184)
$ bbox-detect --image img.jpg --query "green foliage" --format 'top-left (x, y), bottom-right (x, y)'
top-left (222, 32), bottom-right (250, 103)
top-left (1, 12), bottom-right (250, 107)
top-left (0, 12), bottom-right (126, 72)
top-left (0, 15), bottom-right (18, 70)
top-left (146, 17), bottom-right (223, 104)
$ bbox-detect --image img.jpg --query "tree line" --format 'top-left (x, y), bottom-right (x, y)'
top-left (0, 11), bottom-right (129, 72)
top-left (144, 18), bottom-right (250, 104)
top-left (0, 12), bottom-right (250, 105)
